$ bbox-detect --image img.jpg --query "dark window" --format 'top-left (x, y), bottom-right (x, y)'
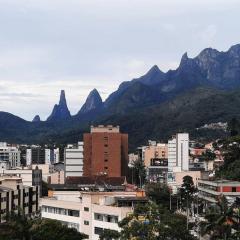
top-left (94, 227), bottom-right (103, 235)
top-left (232, 187), bottom-right (237, 192)
top-left (84, 207), bottom-right (89, 212)
top-left (84, 220), bottom-right (89, 225)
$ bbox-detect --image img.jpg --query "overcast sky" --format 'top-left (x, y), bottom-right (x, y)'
top-left (0, 0), bottom-right (240, 120)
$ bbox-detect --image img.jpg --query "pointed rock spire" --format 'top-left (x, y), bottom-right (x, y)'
top-left (47, 90), bottom-right (71, 121)
top-left (78, 88), bottom-right (103, 114)
top-left (32, 115), bottom-right (41, 122)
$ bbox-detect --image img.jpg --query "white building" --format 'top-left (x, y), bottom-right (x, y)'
top-left (40, 190), bottom-right (146, 240)
top-left (0, 142), bottom-right (21, 169)
top-left (167, 133), bottom-right (189, 172)
top-left (64, 142), bottom-right (84, 178)
top-left (54, 148), bottom-right (60, 164)
top-left (168, 138), bottom-right (177, 172)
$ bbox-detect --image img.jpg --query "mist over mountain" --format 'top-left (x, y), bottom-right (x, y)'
top-left (1, 44), bottom-right (240, 148)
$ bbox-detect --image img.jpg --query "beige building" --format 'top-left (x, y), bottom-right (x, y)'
top-left (3, 167), bottom-right (42, 189)
top-left (40, 190), bottom-right (147, 239)
top-left (0, 176), bottom-right (39, 223)
top-left (168, 170), bottom-right (201, 193)
top-left (144, 143), bottom-right (168, 167)
top-left (50, 170), bottom-right (65, 184)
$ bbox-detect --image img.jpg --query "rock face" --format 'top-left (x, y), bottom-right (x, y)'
top-left (104, 44), bottom-right (240, 113)
top-left (47, 90), bottom-right (71, 121)
top-left (78, 89), bottom-right (103, 114)
top-left (32, 115), bottom-right (40, 122)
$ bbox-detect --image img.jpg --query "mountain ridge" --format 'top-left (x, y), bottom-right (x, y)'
top-left (1, 43), bottom-right (240, 148)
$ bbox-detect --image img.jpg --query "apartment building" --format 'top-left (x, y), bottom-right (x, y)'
top-left (64, 142), bottom-right (84, 178)
top-left (26, 148), bottom-right (54, 165)
top-left (0, 176), bottom-right (39, 223)
top-left (83, 125), bottom-right (128, 178)
top-left (2, 167), bottom-right (42, 191)
top-left (0, 142), bottom-right (21, 170)
top-left (40, 190), bottom-right (147, 239)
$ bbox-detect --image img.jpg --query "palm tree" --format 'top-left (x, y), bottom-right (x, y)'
top-left (201, 195), bottom-right (237, 239)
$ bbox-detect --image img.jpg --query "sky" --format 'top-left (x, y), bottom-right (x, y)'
top-left (0, 0), bottom-right (240, 120)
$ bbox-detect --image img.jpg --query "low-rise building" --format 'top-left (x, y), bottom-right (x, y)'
top-left (0, 176), bottom-right (39, 223)
top-left (198, 179), bottom-right (240, 204)
top-left (40, 190), bottom-right (147, 240)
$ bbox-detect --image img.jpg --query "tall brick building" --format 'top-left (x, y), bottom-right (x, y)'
top-left (83, 125), bottom-right (128, 178)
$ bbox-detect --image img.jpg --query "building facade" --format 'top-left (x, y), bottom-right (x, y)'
top-left (0, 176), bottom-right (39, 223)
top-left (83, 125), bottom-right (128, 178)
top-left (26, 148), bottom-right (54, 165)
top-left (2, 168), bottom-right (42, 191)
top-left (40, 190), bottom-right (146, 240)
top-left (168, 133), bottom-right (189, 172)
top-left (198, 179), bottom-right (240, 204)
top-left (64, 142), bottom-right (84, 178)
top-left (0, 142), bottom-right (21, 170)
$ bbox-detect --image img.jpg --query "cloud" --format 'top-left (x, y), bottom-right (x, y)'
top-left (0, 0), bottom-right (239, 120)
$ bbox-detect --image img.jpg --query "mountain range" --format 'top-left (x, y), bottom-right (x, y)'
top-left (1, 43), bottom-right (240, 149)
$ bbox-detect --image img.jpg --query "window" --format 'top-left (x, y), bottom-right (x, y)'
top-left (104, 167), bottom-right (108, 170)
top-left (84, 220), bottom-right (89, 225)
top-left (84, 207), bottom-right (89, 212)
top-left (232, 187), bottom-right (237, 192)
top-left (94, 227), bottom-right (103, 235)
top-left (104, 144), bottom-right (108, 147)
top-left (94, 213), bottom-right (103, 221)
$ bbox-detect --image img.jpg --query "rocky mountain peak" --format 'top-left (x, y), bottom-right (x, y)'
top-left (228, 44), bottom-right (240, 56)
top-left (78, 88), bottom-right (103, 114)
top-left (59, 89), bottom-right (67, 106)
top-left (32, 115), bottom-right (40, 122)
top-left (47, 90), bottom-right (71, 121)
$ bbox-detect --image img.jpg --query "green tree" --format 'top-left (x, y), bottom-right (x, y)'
top-left (30, 219), bottom-right (87, 240)
top-left (179, 176), bottom-right (196, 209)
top-left (131, 159), bottom-right (146, 187)
top-left (119, 203), bottom-right (196, 240)
top-left (228, 118), bottom-right (240, 137)
top-left (201, 196), bottom-right (237, 240)
top-left (99, 229), bottom-right (120, 240)
top-left (145, 182), bottom-right (170, 208)
top-left (0, 210), bottom-right (32, 240)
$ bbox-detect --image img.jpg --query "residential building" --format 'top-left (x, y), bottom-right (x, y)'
top-left (40, 190), bottom-right (147, 239)
top-left (64, 142), bottom-right (84, 178)
top-left (50, 170), bottom-right (64, 184)
top-left (198, 179), bottom-right (240, 204)
top-left (26, 148), bottom-right (54, 165)
top-left (168, 138), bottom-right (177, 172)
top-left (2, 167), bottom-right (42, 191)
top-left (54, 148), bottom-right (60, 164)
top-left (83, 125), bottom-right (128, 178)
top-left (0, 176), bottom-right (39, 223)
top-left (0, 142), bottom-right (21, 169)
